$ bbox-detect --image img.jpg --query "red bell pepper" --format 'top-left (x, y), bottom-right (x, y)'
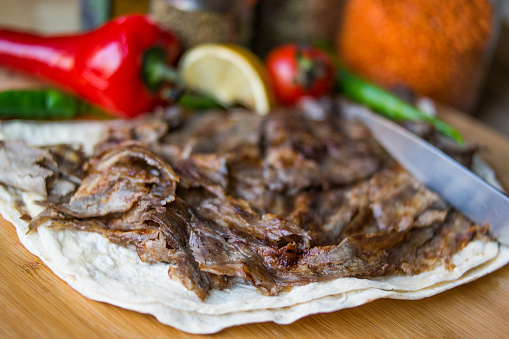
top-left (0, 15), bottom-right (180, 118)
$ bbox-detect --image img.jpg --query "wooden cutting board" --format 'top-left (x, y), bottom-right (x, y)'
top-left (1, 72), bottom-right (509, 338)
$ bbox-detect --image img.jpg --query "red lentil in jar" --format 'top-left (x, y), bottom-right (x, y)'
top-left (336, 0), bottom-right (496, 113)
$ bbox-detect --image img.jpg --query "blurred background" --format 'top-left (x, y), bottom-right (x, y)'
top-left (0, 0), bottom-right (508, 137)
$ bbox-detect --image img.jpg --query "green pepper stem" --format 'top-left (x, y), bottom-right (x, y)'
top-left (150, 62), bottom-right (182, 87)
top-left (142, 47), bottom-right (182, 93)
top-left (142, 47), bottom-right (227, 111)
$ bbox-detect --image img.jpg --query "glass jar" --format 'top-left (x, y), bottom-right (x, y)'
top-left (149, 0), bottom-right (255, 51)
top-left (253, 0), bottom-right (344, 57)
top-left (336, 0), bottom-right (500, 113)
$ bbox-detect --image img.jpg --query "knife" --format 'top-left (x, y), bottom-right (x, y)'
top-left (348, 105), bottom-right (509, 246)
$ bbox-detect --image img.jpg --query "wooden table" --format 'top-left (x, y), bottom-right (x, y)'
top-left (1, 73), bottom-right (509, 338)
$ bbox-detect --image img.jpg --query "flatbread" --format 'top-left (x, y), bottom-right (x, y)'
top-left (1, 116), bottom-right (508, 334)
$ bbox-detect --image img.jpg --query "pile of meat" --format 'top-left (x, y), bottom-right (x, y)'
top-left (1, 100), bottom-right (490, 299)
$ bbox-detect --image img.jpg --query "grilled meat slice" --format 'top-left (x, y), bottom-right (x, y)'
top-left (7, 100), bottom-right (490, 300)
top-left (369, 168), bottom-right (449, 232)
top-left (0, 140), bottom-right (85, 214)
top-left (0, 141), bottom-right (57, 197)
top-left (49, 144), bottom-right (178, 218)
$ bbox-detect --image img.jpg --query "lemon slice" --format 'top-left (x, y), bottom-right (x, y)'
top-left (178, 43), bottom-right (273, 115)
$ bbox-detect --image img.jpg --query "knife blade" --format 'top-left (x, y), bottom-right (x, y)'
top-left (348, 106), bottom-right (509, 246)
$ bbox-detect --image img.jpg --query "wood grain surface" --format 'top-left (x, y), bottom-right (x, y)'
top-left (1, 78), bottom-right (509, 338)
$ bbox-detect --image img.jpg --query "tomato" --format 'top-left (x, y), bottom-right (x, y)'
top-left (265, 44), bottom-right (335, 106)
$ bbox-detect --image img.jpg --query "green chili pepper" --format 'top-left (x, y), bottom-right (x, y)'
top-left (337, 68), bottom-right (463, 144)
top-left (160, 87), bottom-right (228, 111)
top-left (177, 92), bottom-right (226, 111)
top-left (0, 88), bottom-right (91, 119)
